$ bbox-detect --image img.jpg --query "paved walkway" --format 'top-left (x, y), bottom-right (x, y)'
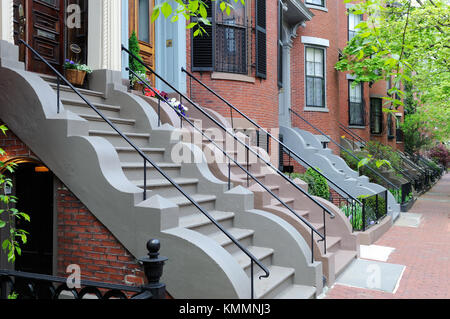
top-left (326, 173), bottom-right (450, 299)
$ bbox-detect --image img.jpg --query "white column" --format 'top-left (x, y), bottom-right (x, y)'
top-left (88, 0), bottom-right (122, 71)
top-left (0, 0), bottom-right (14, 43)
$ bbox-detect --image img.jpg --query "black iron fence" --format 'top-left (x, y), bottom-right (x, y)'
top-left (1, 239), bottom-right (167, 300)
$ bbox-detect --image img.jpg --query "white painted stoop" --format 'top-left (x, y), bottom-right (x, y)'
top-left (0, 41), bottom-right (322, 299)
top-left (280, 125), bottom-right (401, 221)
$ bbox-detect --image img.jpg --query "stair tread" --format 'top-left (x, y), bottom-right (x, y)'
top-left (254, 265), bottom-right (295, 299)
top-left (61, 98), bottom-right (120, 111)
top-left (169, 194), bottom-right (217, 206)
top-left (78, 113), bottom-right (136, 124)
top-left (274, 284), bottom-right (316, 299)
top-left (179, 211), bottom-right (235, 229)
top-left (121, 162), bottom-right (181, 168)
top-left (89, 130), bottom-right (150, 137)
top-left (131, 177), bottom-right (199, 188)
top-left (334, 250), bottom-right (358, 276)
top-left (232, 246), bottom-right (274, 269)
top-left (209, 227), bottom-right (255, 246)
top-left (49, 82), bottom-right (104, 97)
top-left (325, 236), bottom-right (342, 251)
top-left (115, 146), bottom-right (165, 152)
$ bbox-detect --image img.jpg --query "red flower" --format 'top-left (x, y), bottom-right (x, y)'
top-left (144, 87), bottom-right (161, 97)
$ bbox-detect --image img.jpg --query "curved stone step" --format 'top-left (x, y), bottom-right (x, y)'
top-left (254, 265), bottom-right (295, 299)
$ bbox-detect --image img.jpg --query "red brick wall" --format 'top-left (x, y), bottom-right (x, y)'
top-left (0, 125), bottom-right (146, 288)
top-left (185, 0), bottom-right (279, 130)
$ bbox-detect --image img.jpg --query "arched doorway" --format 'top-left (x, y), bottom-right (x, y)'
top-left (2, 160), bottom-right (54, 275)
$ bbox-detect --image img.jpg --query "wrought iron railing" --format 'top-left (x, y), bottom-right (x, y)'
top-left (1, 239), bottom-right (166, 299)
top-left (123, 51), bottom-right (330, 265)
top-left (290, 109), bottom-right (404, 204)
top-left (21, 39), bottom-right (269, 299)
top-left (338, 122), bottom-right (429, 192)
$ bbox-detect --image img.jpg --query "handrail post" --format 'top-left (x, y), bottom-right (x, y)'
top-left (311, 231), bottom-right (314, 264)
top-left (139, 239), bottom-right (168, 299)
top-left (144, 158), bottom-right (147, 201)
top-left (251, 260), bottom-right (254, 300)
top-left (56, 76), bottom-right (60, 114)
top-left (362, 198), bottom-right (366, 231)
top-left (323, 210), bottom-right (327, 255)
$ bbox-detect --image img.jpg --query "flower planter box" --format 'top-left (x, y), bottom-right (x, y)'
top-left (66, 69), bottom-right (87, 86)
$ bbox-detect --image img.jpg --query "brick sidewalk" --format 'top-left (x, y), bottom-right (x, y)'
top-left (326, 173), bottom-right (450, 299)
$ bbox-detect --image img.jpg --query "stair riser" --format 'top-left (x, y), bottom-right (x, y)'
top-left (177, 200), bottom-right (216, 217)
top-left (122, 166), bottom-right (181, 180)
top-left (58, 89), bottom-right (106, 104)
top-left (63, 103), bottom-right (121, 118)
top-left (117, 150), bottom-right (165, 163)
top-left (90, 133), bottom-right (150, 148)
top-left (243, 254), bottom-right (273, 278)
top-left (221, 235), bottom-right (253, 255)
top-left (189, 217), bottom-right (234, 237)
top-left (260, 274), bottom-right (294, 300)
top-left (144, 182), bottom-right (198, 198)
top-left (82, 119), bottom-right (136, 132)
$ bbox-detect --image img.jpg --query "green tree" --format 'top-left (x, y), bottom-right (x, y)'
top-left (336, 0), bottom-right (450, 145)
top-left (0, 125), bottom-right (30, 264)
top-left (151, 0), bottom-right (245, 36)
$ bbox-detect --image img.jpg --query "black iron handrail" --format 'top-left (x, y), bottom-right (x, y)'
top-left (339, 122), bottom-right (427, 175)
top-left (123, 46), bottom-right (338, 219)
top-left (21, 39), bottom-right (269, 299)
top-left (290, 109), bottom-right (400, 193)
top-left (176, 65), bottom-right (336, 218)
top-left (122, 45), bottom-right (342, 265)
top-left (128, 68), bottom-right (327, 253)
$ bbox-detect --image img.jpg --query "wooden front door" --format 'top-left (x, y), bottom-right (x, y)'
top-left (129, 0), bottom-right (156, 86)
top-left (14, 0), bottom-right (65, 74)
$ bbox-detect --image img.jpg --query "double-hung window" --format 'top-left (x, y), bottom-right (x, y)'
top-left (305, 47), bottom-right (325, 108)
top-left (370, 98), bottom-right (383, 134)
top-left (348, 81), bottom-right (365, 126)
top-left (348, 12), bottom-right (363, 41)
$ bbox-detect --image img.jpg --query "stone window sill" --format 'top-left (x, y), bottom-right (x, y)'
top-left (304, 106), bottom-right (329, 113)
top-left (211, 72), bottom-right (255, 83)
top-left (305, 4), bottom-right (328, 12)
top-left (348, 125), bottom-right (366, 129)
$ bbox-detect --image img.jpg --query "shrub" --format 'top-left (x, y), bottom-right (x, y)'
top-left (128, 31), bottom-right (147, 81)
top-left (285, 168), bottom-right (330, 200)
top-left (428, 144), bottom-right (450, 168)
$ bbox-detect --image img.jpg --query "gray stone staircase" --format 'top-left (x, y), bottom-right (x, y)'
top-left (142, 96), bottom-right (359, 287)
top-left (44, 78), bottom-right (321, 299)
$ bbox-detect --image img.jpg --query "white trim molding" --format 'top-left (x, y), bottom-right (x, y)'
top-left (301, 36), bottom-right (330, 47)
top-left (0, 0), bottom-right (14, 43)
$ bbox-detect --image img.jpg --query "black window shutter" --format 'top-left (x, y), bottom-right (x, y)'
top-left (192, 0), bottom-right (213, 71)
top-left (256, 0), bottom-right (267, 79)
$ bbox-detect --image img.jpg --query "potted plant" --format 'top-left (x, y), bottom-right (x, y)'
top-left (64, 59), bottom-right (93, 86)
top-left (130, 71), bottom-right (149, 92)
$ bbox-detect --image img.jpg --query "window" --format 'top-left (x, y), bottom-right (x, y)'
top-left (305, 47), bottom-right (325, 108)
top-left (396, 115), bottom-right (403, 142)
top-left (348, 12), bottom-right (363, 41)
top-left (387, 114), bottom-right (394, 139)
top-left (370, 98), bottom-right (383, 134)
top-left (138, 0), bottom-right (150, 43)
top-left (191, 0), bottom-right (259, 76)
top-left (348, 81), bottom-right (365, 126)
top-left (215, 0), bottom-right (247, 74)
top-left (306, 0), bottom-right (325, 7)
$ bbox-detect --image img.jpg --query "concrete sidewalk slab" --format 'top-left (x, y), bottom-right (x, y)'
top-left (360, 245), bottom-right (396, 262)
top-left (336, 259), bottom-right (406, 293)
top-left (394, 213), bottom-right (422, 228)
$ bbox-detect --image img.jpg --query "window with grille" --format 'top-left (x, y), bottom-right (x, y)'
top-left (370, 98), bottom-right (383, 134)
top-left (191, 0), bottom-right (257, 76)
top-left (305, 47), bottom-right (325, 108)
top-left (348, 12), bottom-right (363, 41)
top-left (387, 114), bottom-right (394, 139)
top-left (349, 81), bottom-right (365, 126)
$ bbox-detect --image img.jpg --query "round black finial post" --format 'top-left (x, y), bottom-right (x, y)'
top-left (138, 239), bottom-right (168, 299)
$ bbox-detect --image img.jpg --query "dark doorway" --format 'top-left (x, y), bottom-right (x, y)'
top-left (13, 163), bottom-right (54, 275)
